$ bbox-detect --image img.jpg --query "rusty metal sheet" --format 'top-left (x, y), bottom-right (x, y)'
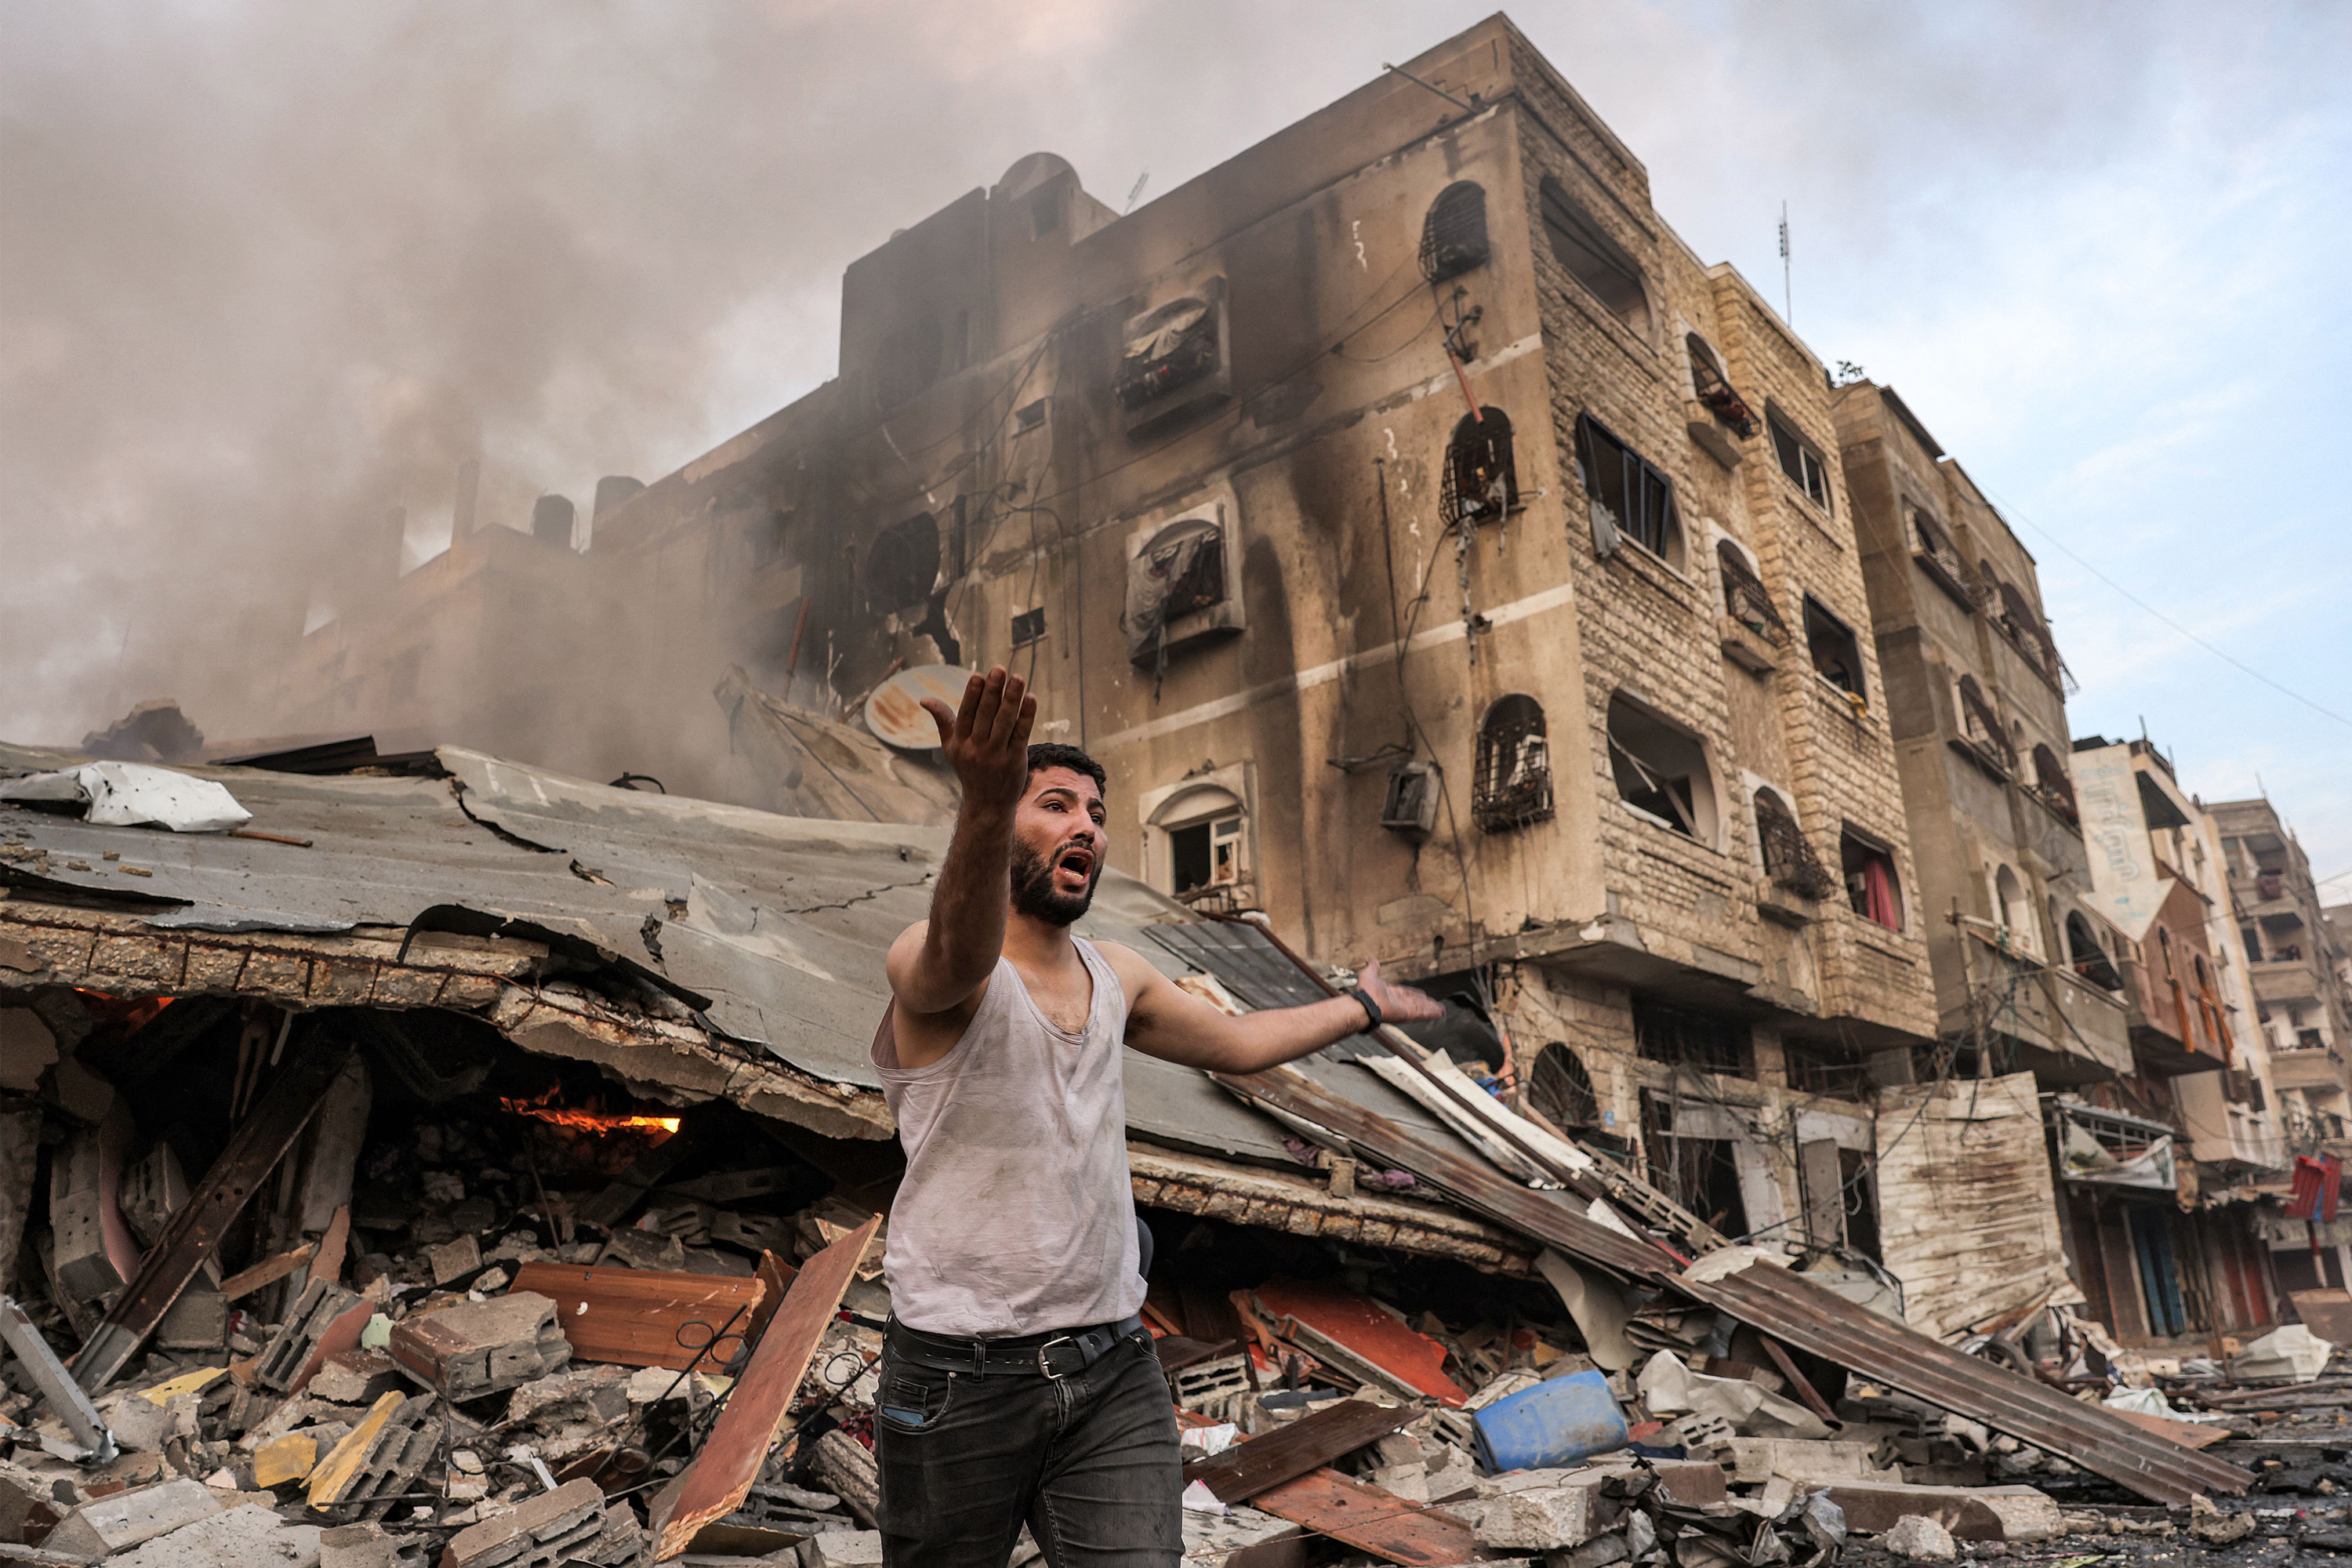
top-left (2289, 1289), bottom-right (2352, 1346)
top-left (1673, 1264), bottom-right (2251, 1506)
top-left (1251, 1470), bottom-right (1479, 1566)
top-left (1182, 1399), bottom-right (1415, 1502)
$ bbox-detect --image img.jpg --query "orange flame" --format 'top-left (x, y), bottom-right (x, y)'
top-left (500, 1089), bottom-right (680, 1136)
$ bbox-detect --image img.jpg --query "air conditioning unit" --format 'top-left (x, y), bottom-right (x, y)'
top-left (1381, 761), bottom-right (1442, 837)
top-left (1114, 278), bottom-right (1230, 435)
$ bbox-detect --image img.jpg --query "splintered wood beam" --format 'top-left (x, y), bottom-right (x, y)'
top-left (646, 1217), bottom-right (881, 1561)
top-left (1181, 1398), bottom-right (1415, 1503)
top-left (74, 1040), bottom-right (354, 1392)
top-left (218, 1244), bottom-right (315, 1302)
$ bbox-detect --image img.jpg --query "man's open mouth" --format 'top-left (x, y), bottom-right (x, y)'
top-left (1055, 845), bottom-right (1095, 880)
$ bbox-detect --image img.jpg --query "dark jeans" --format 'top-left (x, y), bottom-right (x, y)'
top-left (873, 1327), bottom-right (1181, 1568)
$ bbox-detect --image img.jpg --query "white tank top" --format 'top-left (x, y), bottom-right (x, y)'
top-left (872, 938), bottom-right (1145, 1337)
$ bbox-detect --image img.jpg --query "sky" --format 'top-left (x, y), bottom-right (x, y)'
top-left (3, 0), bottom-right (2348, 884)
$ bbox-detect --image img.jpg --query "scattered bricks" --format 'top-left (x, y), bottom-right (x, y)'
top-left (429, 1236), bottom-right (482, 1286)
top-left (42, 1477), bottom-right (223, 1559)
top-left (257, 1281), bottom-right (369, 1394)
top-left (111, 1502), bottom-right (323, 1568)
top-left (309, 1394), bottom-right (439, 1522)
top-left (441, 1479), bottom-right (623, 1568)
top-left (387, 1293), bottom-right (568, 1400)
top-left (1820, 1481), bottom-right (2061, 1542)
top-left (804, 1530), bottom-right (885, 1568)
top-left (252, 1433), bottom-right (318, 1489)
top-left (1880, 1514), bottom-right (1957, 1560)
top-left (307, 1352), bottom-right (401, 1406)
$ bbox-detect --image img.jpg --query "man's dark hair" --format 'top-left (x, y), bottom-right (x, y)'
top-left (1027, 742), bottom-right (1107, 797)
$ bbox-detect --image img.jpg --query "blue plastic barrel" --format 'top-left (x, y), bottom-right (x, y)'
top-left (1471, 1370), bottom-right (1631, 1472)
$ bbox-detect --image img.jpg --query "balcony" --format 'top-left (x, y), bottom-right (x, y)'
top-left (2248, 896), bottom-right (2307, 932)
top-left (2269, 1047), bottom-right (2350, 1095)
top-left (2252, 959), bottom-right (2323, 1007)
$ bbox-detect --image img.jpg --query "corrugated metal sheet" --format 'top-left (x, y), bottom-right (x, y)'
top-left (1213, 1064), bottom-right (2251, 1505)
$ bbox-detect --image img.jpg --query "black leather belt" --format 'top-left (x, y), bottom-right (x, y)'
top-left (887, 1315), bottom-right (1145, 1379)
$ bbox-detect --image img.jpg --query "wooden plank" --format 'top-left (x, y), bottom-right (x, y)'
top-left (646, 1216), bottom-right (880, 1561)
top-left (1181, 1399), bottom-right (1415, 1503)
top-left (218, 1244), bottom-right (314, 1302)
top-left (507, 1261), bottom-right (767, 1370)
top-left (2107, 1408), bottom-right (2230, 1451)
top-left (746, 1250), bottom-right (797, 1352)
top-left (1251, 1470), bottom-right (1478, 1566)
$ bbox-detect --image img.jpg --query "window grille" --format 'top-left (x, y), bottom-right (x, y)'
top-left (2067, 912), bottom-right (2123, 991)
top-left (1716, 543), bottom-right (1788, 645)
top-left (1956, 675), bottom-right (2016, 772)
top-left (1995, 581), bottom-right (2060, 680)
top-left (1686, 338), bottom-right (1756, 437)
top-left (1909, 510), bottom-right (1975, 603)
top-left (1011, 607), bottom-right (1046, 648)
top-left (1634, 1000), bottom-right (1751, 1076)
top-left (1419, 182), bottom-right (1489, 282)
top-left (1577, 414), bottom-right (1679, 559)
top-left (1529, 1043), bottom-right (1601, 1130)
top-left (2033, 744), bottom-right (2078, 822)
top-left (1755, 792), bottom-right (1835, 898)
top-left (1440, 408), bottom-right (1517, 526)
top-left (1472, 694), bottom-right (1553, 833)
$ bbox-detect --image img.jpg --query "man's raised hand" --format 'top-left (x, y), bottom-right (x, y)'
top-left (921, 666), bottom-right (1037, 814)
top-left (1356, 959), bottom-right (1443, 1025)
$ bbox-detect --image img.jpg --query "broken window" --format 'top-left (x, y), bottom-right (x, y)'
top-left (1784, 1040), bottom-right (1875, 1102)
top-left (1841, 829), bottom-right (1903, 931)
top-left (1539, 177), bottom-right (1649, 333)
top-left (1606, 694), bottom-right (1716, 843)
top-left (1767, 406), bottom-right (1833, 512)
top-left (1754, 787), bottom-right (1835, 898)
top-left (1955, 675), bottom-right (2016, 771)
top-left (1011, 607), bottom-right (1046, 648)
top-left (750, 508), bottom-right (793, 572)
top-left (1014, 399), bottom-right (1047, 433)
top-left (1153, 782), bottom-right (1247, 905)
top-left (1116, 297), bottom-right (1220, 410)
top-left (1441, 408), bottom-right (1518, 526)
top-left (1472, 694), bottom-right (1553, 833)
top-left (1123, 513), bottom-right (1229, 667)
top-left (1909, 508), bottom-right (1973, 604)
top-left (2069, 911), bottom-right (2124, 991)
top-left (2033, 743), bottom-right (2078, 822)
top-left (1528, 1042), bottom-right (1602, 1131)
top-left (1379, 759), bottom-right (1440, 837)
top-left (1717, 540), bottom-right (1787, 644)
top-left (1802, 596), bottom-right (1864, 702)
top-left (875, 317), bottom-right (943, 412)
top-left (1577, 414), bottom-right (1680, 561)
top-left (1994, 580), bottom-right (2060, 681)
top-left (1634, 1000), bottom-right (1751, 1077)
top-left (863, 513), bottom-right (941, 612)
top-left (1686, 333), bottom-right (1755, 436)
top-left (1419, 181), bottom-right (1489, 282)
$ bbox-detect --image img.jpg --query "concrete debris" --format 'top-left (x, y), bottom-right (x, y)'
top-left (41, 1476), bottom-right (223, 1558)
top-left (441, 1479), bottom-right (638, 1568)
top-left (800, 1529), bottom-right (884, 1568)
top-left (256, 1281), bottom-right (372, 1395)
top-left (1879, 1512), bottom-right (1957, 1559)
top-left (110, 1503), bottom-right (321, 1568)
top-left (385, 1292), bottom-right (569, 1399)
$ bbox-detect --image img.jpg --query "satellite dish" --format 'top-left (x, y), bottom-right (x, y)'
top-left (865, 665), bottom-right (980, 751)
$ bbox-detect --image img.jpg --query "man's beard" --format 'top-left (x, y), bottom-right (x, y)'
top-left (1011, 839), bottom-right (1098, 927)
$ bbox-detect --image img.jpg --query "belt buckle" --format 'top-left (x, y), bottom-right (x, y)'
top-left (1038, 1335), bottom-right (1080, 1380)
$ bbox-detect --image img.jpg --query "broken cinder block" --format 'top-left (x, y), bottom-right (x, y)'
top-left (442, 1478), bottom-right (638, 1568)
top-left (257, 1279), bottom-right (371, 1393)
top-left (41, 1476), bottom-right (223, 1559)
top-left (1820, 1480), bottom-right (2061, 1542)
top-left (110, 1502), bottom-right (323, 1568)
top-left (387, 1291), bottom-right (570, 1400)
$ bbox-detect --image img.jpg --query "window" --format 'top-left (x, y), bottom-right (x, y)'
top-left (1577, 414), bottom-right (1680, 561)
top-left (1528, 1043), bottom-right (1602, 1131)
top-left (1686, 334), bottom-right (1755, 436)
top-left (2069, 912), bottom-right (2123, 991)
top-left (1634, 999), bottom-right (1750, 1077)
top-left (751, 507), bottom-right (793, 571)
top-left (1152, 782), bottom-right (1249, 907)
top-left (1908, 508), bottom-right (1974, 604)
top-left (1116, 297), bottom-right (1219, 410)
top-left (864, 513), bottom-right (940, 612)
top-left (1014, 399), bottom-right (1047, 433)
top-left (1802, 597), bottom-right (1864, 702)
top-left (1606, 695), bottom-right (1717, 843)
top-left (1784, 1040), bottom-right (1875, 1102)
top-left (1123, 511), bottom-right (1232, 668)
top-left (1538, 177), bottom-right (1648, 333)
top-left (1171, 814), bottom-right (1243, 898)
top-left (1419, 182), bottom-right (1489, 282)
top-left (1717, 541), bottom-right (1787, 644)
top-left (1994, 581), bottom-right (2060, 681)
top-left (1767, 407), bottom-right (1832, 511)
top-left (1993, 863), bottom-right (2037, 955)
top-left (1472, 695), bottom-right (1553, 833)
top-left (1841, 830), bottom-right (1903, 931)
top-left (1754, 788), bottom-right (1835, 898)
top-left (1442, 408), bottom-right (1518, 525)
top-left (875, 317), bottom-right (943, 411)
top-left (2032, 743), bottom-right (2078, 822)
top-left (1011, 607), bottom-right (1046, 648)
top-left (2242, 926), bottom-right (2263, 966)
top-left (1955, 675), bottom-right (2014, 771)
top-left (1030, 186), bottom-right (1063, 239)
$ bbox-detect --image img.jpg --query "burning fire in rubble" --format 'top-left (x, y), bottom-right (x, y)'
top-left (499, 1087), bottom-right (681, 1136)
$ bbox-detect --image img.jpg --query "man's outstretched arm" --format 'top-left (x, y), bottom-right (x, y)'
top-left (1104, 947), bottom-right (1443, 1074)
top-left (885, 667), bottom-right (1037, 1016)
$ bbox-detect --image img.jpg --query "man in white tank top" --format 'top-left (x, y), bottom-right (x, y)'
top-left (870, 666), bottom-right (1440, 1568)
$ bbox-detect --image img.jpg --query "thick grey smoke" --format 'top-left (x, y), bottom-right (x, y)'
top-left (4, 2), bottom-right (2343, 834)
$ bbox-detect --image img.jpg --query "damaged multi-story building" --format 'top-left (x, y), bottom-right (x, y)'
top-left (548, 14), bottom-right (1949, 1268)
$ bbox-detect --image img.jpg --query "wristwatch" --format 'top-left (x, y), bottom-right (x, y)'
top-left (1346, 986), bottom-right (1384, 1035)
